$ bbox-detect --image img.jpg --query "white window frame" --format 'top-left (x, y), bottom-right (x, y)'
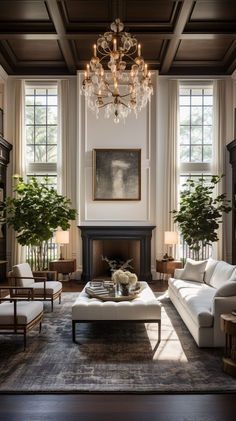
top-left (24, 81), bottom-right (60, 191)
top-left (178, 80), bottom-right (215, 259)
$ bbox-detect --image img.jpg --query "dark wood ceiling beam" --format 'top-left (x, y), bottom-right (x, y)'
top-left (46, 0), bottom-right (76, 73)
top-left (0, 34), bottom-right (60, 40)
top-left (0, 49), bottom-right (14, 74)
top-left (161, 0), bottom-right (195, 74)
top-left (181, 33), bottom-right (236, 40)
top-left (227, 57), bottom-right (236, 74)
top-left (0, 33), bottom-right (235, 41)
top-left (173, 60), bottom-right (223, 67)
top-left (16, 60), bottom-right (66, 67)
top-left (223, 41), bottom-right (236, 64)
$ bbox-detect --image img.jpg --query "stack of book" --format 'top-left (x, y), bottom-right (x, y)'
top-left (86, 282), bottom-right (110, 296)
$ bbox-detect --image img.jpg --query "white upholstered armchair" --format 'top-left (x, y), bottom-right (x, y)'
top-left (0, 286), bottom-right (43, 350)
top-left (9, 263), bottom-right (62, 311)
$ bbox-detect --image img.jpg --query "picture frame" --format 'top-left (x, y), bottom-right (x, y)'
top-left (93, 149), bottom-right (141, 201)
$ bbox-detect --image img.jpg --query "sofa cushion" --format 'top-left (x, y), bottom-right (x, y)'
top-left (204, 258), bottom-right (219, 285)
top-left (168, 277), bottom-right (214, 327)
top-left (0, 301), bottom-right (43, 325)
top-left (12, 263), bottom-right (34, 288)
top-left (209, 261), bottom-right (235, 289)
top-left (214, 279), bottom-right (236, 297)
top-left (181, 258), bottom-right (208, 283)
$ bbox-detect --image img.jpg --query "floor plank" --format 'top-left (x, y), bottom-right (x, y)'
top-left (0, 394), bottom-right (235, 421)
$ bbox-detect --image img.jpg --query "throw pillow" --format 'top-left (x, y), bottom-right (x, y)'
top-left (181, 258), bottom-right (208, 283)
top-left (209, 261), bottom-right (236, 289)
top-left (204, 258), bottom-right (218, 285)
top-left (214, 279), bottom-right (236, 297)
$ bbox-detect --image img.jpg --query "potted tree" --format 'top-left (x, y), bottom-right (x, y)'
top-left (172, 175), bottom-right (232, 260)
top-left (2, 175), bottom-right (77, 270)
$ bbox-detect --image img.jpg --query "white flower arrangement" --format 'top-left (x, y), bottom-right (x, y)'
top-left (112, 269), bottom-right (138, 287)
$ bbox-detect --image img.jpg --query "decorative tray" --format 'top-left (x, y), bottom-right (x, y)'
top-left (85, 284), bottom-right (141, 302)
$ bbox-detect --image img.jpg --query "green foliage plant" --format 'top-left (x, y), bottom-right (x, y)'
top-left (2, 175), bottom-right (77, 270)
top-left (172, 175), bottom-right (232, 260)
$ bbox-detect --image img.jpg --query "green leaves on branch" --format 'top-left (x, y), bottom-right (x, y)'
top-left (171, 175), bottom-right (232, 255)
top-left (2, 176), bottom-right (77, 247)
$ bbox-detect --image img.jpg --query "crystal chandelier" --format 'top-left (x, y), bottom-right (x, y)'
top-left (81, 18), bottom-right (153, 123)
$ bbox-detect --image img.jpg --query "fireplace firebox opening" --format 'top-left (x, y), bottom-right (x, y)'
top-left (93, 239), bottom-right (140, 278)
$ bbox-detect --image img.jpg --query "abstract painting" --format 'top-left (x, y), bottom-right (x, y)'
top-left (93, 149), bottom-right (141, 200)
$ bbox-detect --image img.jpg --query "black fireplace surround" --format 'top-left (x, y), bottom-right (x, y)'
top-left (79, 225), bottom-right (156, 283)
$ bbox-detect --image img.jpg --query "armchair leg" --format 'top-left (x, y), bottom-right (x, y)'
top-left (39, 322), bottom-right (42, 333)
top-left (158, 320), bottom-right (161, 343)
top-left (51, 298), bottom-right (53, 312)
top-left (24, 329), bottom-right (27, 351)
top-left (59, 293), bottom-right (61, 304)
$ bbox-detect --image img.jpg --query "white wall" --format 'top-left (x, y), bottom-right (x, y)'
top-left (77, 71), bottom-right (158, 277)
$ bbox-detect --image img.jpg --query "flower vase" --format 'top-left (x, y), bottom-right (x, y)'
top-left (120, 283), bottom-right (130, 296)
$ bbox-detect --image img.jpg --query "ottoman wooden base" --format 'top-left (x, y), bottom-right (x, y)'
top-left (72, 319), bottom-right (161, 343)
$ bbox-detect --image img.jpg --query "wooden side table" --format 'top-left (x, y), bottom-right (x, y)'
top-left (33, 270), bottom-right (57, 281)
top-left (221, 313), bottom-right (236, 377)
top-left (49, 259), bottom-right (76, 278)
top-left (156, 260), bottom-right (182, 280)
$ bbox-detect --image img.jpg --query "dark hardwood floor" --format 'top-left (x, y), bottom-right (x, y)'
top-left (1, 279), bottom-right (235, 420)
top-left (0, 394), bottom-right (236, 421)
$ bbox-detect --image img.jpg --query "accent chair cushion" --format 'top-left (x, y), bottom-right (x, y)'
top-left (32, 281), bottom-right (62, 296)
top-left (0, 301), bottom-right (43, 325)
top-left (12, 263), bottom-right (34, 287)
top-left (181, 258), bottom-right (208, 283)
top-left (209, 261), bottom-right (235, 289)
top-left (214, 279), bottom-right (236, 297)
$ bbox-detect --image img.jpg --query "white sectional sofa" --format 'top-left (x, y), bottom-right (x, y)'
top-left (168, 259), bottom-right (236, 347)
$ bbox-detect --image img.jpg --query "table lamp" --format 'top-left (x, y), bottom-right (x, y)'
top-left (164, 231), bottom-right (178, 261)
top-left (56, 230), bottom-right (69, 260)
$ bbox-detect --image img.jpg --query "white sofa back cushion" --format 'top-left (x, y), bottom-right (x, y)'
top-left (181, 258), bottom-right (208, 283)
top-left (204, 258), bottom-right (219, 285)
top-left (209, 261), bottom-right (235, 289)
top-left (214, 279), bottom-right (236, 297)
top-left (12, 263), bottom-right (34, 287)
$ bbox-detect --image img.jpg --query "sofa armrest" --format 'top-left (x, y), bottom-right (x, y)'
top-left (212, 296), bottom-right (236, 346)
top-left (174, 268), bottom-right (184, 279)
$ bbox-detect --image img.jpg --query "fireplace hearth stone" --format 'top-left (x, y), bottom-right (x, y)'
top-left (78, 226), bottom-right (156, 283)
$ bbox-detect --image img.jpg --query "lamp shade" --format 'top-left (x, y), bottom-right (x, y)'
top-left (164, 231), bottom-right (178, 245)
top-left (56, 230), bottom-right (69, 245)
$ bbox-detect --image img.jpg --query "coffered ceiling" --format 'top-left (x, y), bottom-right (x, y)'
top-left (0, 0), bottom-right (235, 76)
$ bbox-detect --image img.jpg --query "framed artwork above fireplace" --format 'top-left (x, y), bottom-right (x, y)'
top-left (93, 149), bottom-right (141, 201)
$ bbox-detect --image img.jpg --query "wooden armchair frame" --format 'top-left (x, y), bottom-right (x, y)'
top-left (8, 274), bottom-right (62, 311)
top-left (0, 286), bottom-right (43, 350)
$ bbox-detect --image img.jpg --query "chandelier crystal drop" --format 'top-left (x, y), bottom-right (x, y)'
top-left (81, 18), bottom-right (153, 123)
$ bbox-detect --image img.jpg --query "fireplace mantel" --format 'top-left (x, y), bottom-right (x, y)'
top-left (78, 225), bottom-right (156, 283)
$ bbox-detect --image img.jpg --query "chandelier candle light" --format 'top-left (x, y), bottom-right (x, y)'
top-left (81, 18), bottom-right (153, 123)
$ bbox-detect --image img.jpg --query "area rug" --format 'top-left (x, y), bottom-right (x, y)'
top-left (0, 292), bottom-right (236, 393)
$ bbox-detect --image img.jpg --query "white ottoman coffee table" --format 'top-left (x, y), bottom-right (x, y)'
top-left (72, 281), bottom-right (161, 343)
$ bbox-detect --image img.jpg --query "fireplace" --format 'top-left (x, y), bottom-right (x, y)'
top-left (79, 226), bottom-right (155, 283)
